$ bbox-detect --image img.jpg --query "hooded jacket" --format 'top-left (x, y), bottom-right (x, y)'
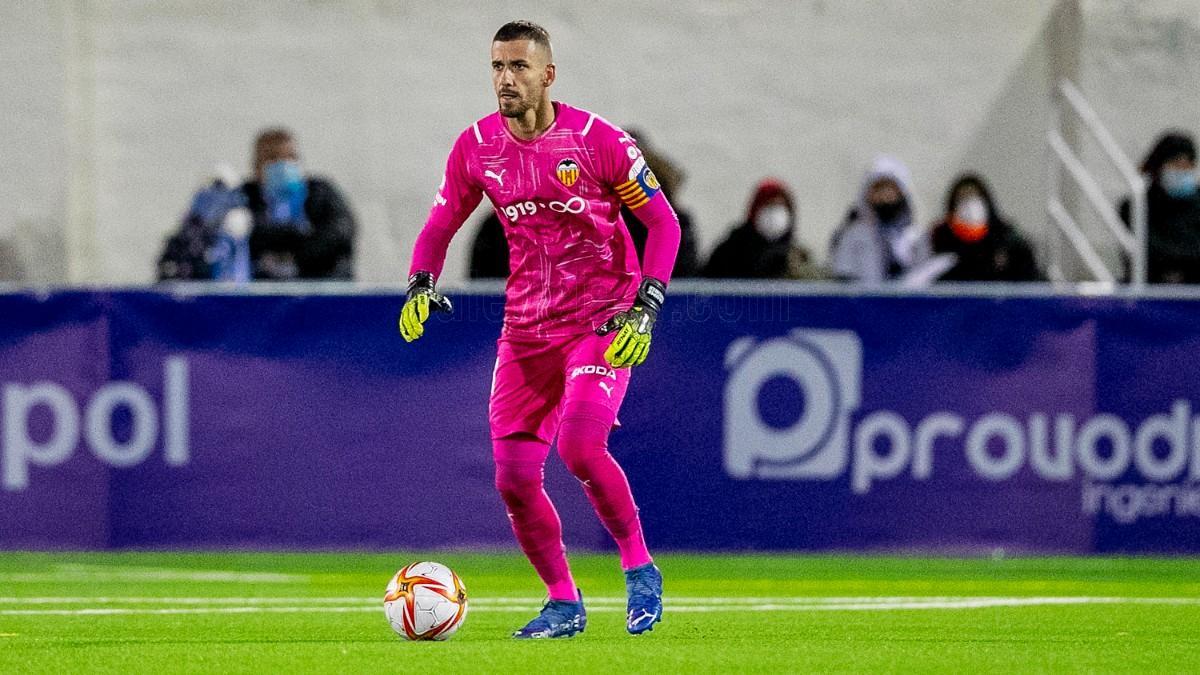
top-left (930, 174), bottom-right (1039, 281)
top-left (1119, 133), bottom-right (1200, 283)
top-left (703, 179), bottom-right (814, 279)
top-left (828, 156), bottom-right (930, 283)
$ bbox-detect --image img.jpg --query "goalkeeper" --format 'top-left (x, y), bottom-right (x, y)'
top-left (400, 20), bottom-right (681, 639)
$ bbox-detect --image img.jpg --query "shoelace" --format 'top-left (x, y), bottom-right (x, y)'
top-left (530, 600), bottom-right (581, 627)
top-left (626, 568), bottom-right (660, 600)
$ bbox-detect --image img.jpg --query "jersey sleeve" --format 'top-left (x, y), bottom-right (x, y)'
top-left (408, 129), bottom-right (484, 279)
top-left (590, 119), bottom-right (682, 283)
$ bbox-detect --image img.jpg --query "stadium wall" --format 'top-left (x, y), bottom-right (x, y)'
top-left (3, 286), bottom-right (1200, 554)
top-left (2, 2), bottom-right (1200, 284)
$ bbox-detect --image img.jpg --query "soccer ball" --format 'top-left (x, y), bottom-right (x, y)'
top-left (383, 561), bottom-right (468, 641)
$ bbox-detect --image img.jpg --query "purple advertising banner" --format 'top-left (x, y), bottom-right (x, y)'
top-left (3, 289), bottom-right (1200, 553)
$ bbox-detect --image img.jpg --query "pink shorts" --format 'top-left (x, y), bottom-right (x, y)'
top-left (489, 331), bottom-right (631, 443)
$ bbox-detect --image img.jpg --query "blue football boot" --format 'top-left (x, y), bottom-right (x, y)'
top-left (512, 591), bottom-right (587, 639)
top-left (624, 563), bottom-right (663, 634)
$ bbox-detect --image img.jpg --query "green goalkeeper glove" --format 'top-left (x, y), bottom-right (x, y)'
top-left (399, 271), bottom-right (453, 342)
top-left (596, 277), bottom-right (666, 368)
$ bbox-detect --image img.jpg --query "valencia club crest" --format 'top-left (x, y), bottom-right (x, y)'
top-left (556, 159), bottom-right (580, 187)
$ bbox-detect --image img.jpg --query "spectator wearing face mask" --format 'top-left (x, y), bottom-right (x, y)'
top-left (242, 127), bottom-right (357, 280)
top-left (828, 156), bottom-right (930, 283)
top-left (930, 174), bottom-right (1038, 281)
top-left (703, 179), bottom-right (821, 279)
top-left (1120, 131), bottom-right (1200, 284)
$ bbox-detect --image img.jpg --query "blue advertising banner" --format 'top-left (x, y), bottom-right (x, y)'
top-left (2, 288), bottom-right (1199, 553)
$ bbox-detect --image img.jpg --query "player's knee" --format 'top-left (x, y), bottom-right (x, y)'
top-left (557, 413), bottom-right (610, 478)
top-left (494, 461), bottom-right (543, 506)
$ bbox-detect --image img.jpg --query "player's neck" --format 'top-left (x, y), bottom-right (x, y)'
top-left (505, 99), bottom-right (556, 140)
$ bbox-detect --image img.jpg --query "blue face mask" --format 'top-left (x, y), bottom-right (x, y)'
top-left (263, 160), bottom-right (309, 225)
top-left (1161, 168), bottom-right (1198, 199)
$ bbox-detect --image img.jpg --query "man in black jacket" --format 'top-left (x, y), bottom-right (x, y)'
top-left (243, 128), bottom-right (356, 280)
top-left (1121, 132), bottom-right (1200, 284)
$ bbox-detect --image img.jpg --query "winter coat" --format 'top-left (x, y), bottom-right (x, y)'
top-left (703, 179), bottom-right (815, 279)
top-left (828, 156), bottom-right (930, 282)
top-left (243, 177), bottom-right (356, 280)
top-left (930, 218), bottom-right (1039, 281)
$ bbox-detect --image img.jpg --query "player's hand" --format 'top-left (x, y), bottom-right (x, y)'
top-left (399, 271), bottom-right (453, 342)
top-left (597, 277), bottom-right (666, 368)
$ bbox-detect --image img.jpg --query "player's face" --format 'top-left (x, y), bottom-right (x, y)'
top-left (491, 39), bottom-right (554, 118)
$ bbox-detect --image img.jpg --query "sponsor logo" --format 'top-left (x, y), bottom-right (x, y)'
top-left (484, 168), bottom-right (506, 186)
top-left (502, 197), bottom-right (587, 222)
top-left (3, 358), bottom-right (191, 492)
top-left (724, 330), bottom-right (859, 479)
top-left (556, 159), bottom-right (580, 187)
top-left (570, 364), bottom-right (618, 381)
top-left (723, 330), bottom-right (1200, 523)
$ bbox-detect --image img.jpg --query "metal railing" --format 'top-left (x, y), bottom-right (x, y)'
top-left (1046, 79), bottom-right (1147, 287)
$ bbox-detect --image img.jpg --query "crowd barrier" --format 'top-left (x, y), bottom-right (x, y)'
top-left (3, 284), bottom-right (1199, 553)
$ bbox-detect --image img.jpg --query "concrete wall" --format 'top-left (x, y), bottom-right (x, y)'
top-left (0, 1), bottom-right (1196, 284)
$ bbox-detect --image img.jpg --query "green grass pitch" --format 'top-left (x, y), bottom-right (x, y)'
top-left (2, 552), bottom-right (1199, 673)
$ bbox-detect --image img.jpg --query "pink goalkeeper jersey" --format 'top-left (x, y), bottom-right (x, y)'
top-left (410, 102), bottom-right (680, 339)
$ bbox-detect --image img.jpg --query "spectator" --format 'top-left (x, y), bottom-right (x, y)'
top-left (157, 167), bottom-right (249, 281)
top-left (930, 174), bottom-right (1039, 281)
top-left (621, 128), bottom-right (701, 278)
top-left (1120, 131), bottom-right (1200, 284)
top-left (703, 179), bottom-right (821, 279)
top-left (828, 156), bottom-right (929, 283)
top-left (468, 212), bottom-right (509, 279)
top-left (243, 128), bottom-right (356, 280)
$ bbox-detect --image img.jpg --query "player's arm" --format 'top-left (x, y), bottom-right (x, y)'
top-left (400, 132), bottom-right (484, 342)
top-left (595, 128), bottom-right (682, 367)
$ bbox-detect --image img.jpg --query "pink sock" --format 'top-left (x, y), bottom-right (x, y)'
top-left (494, 436), bottom-right (578, 601)
top-left (557, 408), bottom-right (653, 571)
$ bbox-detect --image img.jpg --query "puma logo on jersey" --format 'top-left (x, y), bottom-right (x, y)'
top-left (484, 169), bottom-right (506, 186)
top-left (598, 382), bottom-right (614, 397)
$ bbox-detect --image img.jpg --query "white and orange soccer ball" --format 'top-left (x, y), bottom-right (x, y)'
top-left (383, 561), bottom-right (468, 641)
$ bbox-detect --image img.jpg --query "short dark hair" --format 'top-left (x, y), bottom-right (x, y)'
top-left (254, 127), bottom-right (294, 154)
top-left (493, 20), bottom-right (552, 52)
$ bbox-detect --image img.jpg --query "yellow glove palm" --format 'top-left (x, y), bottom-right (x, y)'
top-left (399, 293), bottom-right (433, 342)
top-left (398, 272), bottom-right (452, 342)
top-left (600, 306), bottom-right (655, 368)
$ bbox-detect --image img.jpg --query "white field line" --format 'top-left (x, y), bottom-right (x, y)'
top-left (0, 565), bottom-right (308, 584)
top-left (4, 595), bottom-right (1199, 606)
top-left (1, 597), bottom-right (1199, 616)
top-left (0, 596), bottom-right (1051, 605)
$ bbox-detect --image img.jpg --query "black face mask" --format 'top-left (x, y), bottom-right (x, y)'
top-left (871, 197), bottom-right (907, 224)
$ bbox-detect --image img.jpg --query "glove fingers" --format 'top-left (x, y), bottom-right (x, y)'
top-left (399, 304), bottom-right (413, 341)
top-left (596, 314), bottom-right (624, 337)
top-left (613, 329), bottom-right (642, 368)
top-left (630, 337), bottom-right (649, 367)
top-left (400, 300), bottom-right (425, 341)
top-left (604, 330), bottom-right (628, 366)
top-left (630, 338), bottom-right (650, 367)
top-left (416, 295), bottom-right (430, 323)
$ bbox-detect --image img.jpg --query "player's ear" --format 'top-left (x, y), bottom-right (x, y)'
top-left (543, 63), bottom-right (556, 88)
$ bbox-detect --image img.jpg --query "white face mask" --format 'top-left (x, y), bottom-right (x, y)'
top-left (954, 196), bottom-right (988, 225)
top-left (754, 205), bottom-right (791, 240)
